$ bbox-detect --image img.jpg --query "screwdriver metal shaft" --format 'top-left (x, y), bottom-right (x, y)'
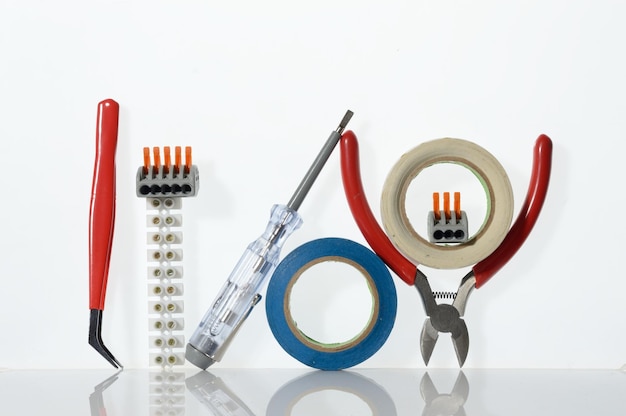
top-left (287, 110), bottom-right (353, 211)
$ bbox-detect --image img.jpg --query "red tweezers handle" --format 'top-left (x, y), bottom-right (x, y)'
top-left (472, 134), bottom-right (553, 288)
top-left (89, 99), bottom-right (119, 310)
top-left (340, 130), bottom-right (418, 285)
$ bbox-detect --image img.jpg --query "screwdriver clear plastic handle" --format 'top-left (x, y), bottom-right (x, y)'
top-left (186, 109), bottom-right (352, 369)
top-left (187, 204), bottom-right (302, 367)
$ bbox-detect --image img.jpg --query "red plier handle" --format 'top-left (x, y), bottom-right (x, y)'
top-left (340, 130), bottom-right (418, 285)
top-left (340, 130), bottom-right (553, 288)
top-left (472, 134), bottom-right (552, 287)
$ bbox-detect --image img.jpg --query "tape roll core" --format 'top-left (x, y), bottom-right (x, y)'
top-left (284, 255), bottom-right (380, 352)
top-left (381, 138), bottom-right (514, 269)
top-left (266, 238), bottom-right (397, 370)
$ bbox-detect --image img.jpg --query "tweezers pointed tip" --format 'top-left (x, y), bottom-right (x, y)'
top-left (88, 341), bottom-right (123, 369)
top-left (100, 347), bottom-right (123, 369)
top-left (110, 357), bottom-right (123, 369)
top-left (89, 309), bottom-right (123, 369)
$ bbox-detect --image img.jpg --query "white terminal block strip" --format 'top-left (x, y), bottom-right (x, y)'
top-left (428, 192), bottom-right (469, 244)
top-left (139, 146), bottom-right (199, 368)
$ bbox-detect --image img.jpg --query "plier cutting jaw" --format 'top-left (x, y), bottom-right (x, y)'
top-left (415, 270), bottom-right (475, 366)
top-left (340, 131), bottom-right (552, 366)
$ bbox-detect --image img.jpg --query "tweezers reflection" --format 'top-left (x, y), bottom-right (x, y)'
top-left (89, 369), bottom-right (122, 416)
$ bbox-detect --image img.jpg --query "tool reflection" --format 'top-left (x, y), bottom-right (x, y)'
top-left (186, 371), bottom-right (255, 416)
top-left (77, 367), bottom-right (626, 415)
top-left (90, 369), bottom-right (455, 415)
top-left (89, 370), bottom-right (122, 416)
top-left (420, 372), bottom-right (469, 416)
top-left (185, 370), bottom-right (397, 416)
top-left (266, 371), bottom-right (396, 415)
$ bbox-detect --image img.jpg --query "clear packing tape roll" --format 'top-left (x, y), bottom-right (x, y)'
top-left (381, 138), bottom-right (514, 269)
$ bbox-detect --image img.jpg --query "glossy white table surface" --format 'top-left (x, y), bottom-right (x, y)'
top-left (1, 368), bottom-right (624, 415)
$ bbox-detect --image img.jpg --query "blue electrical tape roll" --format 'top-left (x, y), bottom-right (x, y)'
top-left (266, 237), bottom-right (397, 370)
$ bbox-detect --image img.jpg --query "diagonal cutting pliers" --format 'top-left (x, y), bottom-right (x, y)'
top-left (339, 130), bottom-right (552, 366)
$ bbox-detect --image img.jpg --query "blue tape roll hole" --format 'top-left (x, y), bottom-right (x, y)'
top-left (266, 238), bottom-right (397, 370)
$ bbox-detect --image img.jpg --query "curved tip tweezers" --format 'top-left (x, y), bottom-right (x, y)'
top-left (88, 99), bottom-right (122, 369)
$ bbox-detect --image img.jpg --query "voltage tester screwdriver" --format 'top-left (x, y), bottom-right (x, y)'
top-left (186, 110), bottom-right (354, 369)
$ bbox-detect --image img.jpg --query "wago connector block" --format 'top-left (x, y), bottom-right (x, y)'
top-left (137, 146), bottom-right (199, 197)
top-left (428, 192), bottom-right (469, 243)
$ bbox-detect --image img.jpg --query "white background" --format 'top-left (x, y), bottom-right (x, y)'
top-left (1, 0), bottom-right (624, 370)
